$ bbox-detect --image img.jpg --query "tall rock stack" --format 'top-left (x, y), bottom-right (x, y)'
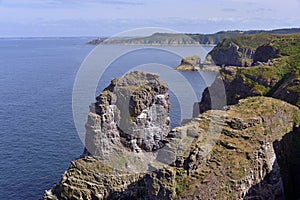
top-left (85, 71), bottom-right (171, 162)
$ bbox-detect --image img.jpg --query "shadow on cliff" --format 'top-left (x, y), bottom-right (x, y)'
top-left (245, 126), bottom-right (300, 200)
top-left (106, 171), bottom-right (174, 200)
top-left (106, 177), bottom-right (148, 200)
top-left (243, 159), bottom-right (285, 200)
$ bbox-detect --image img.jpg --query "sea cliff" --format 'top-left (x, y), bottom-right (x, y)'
top-left (43, 71), bottom-right (300, 200)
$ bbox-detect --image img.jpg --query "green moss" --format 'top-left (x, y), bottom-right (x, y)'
top-left (264, 128), bottom-right (272, 135)
top-left (293, 110), bottom-right (300, 126)
top-left (175, 176), bottom-right (193, 195)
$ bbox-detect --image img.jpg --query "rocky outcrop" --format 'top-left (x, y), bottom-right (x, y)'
top-left (43, 96), bottom-right (300, 200)
top-left (86, 71), bottom-right (171, 158)
top-left (253, 44), bottom-right (279, 64)
top-left (205, 39), bottom-right (255, 67)
top-left (175, 55), bottom-right (201, 71)
top-left (182, 97), bottom-right (299, 200)
top-left (197, 67), bottom-right (300, 115)
top-left (272, 73), bottom-right (300, 107)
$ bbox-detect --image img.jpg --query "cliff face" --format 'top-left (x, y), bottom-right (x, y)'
top-left (43, 71), bottom-right (300, 200)
top-left (197, 65), bottom-right (300, 115)
top-left (206, 39), bottom-right (255, 67)
top-left (253, 44), bottom-right (279, 63)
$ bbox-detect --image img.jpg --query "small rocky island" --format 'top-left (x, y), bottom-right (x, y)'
top-left (175, 55), bottom-right (201, 71)
top-left (43, 33), bottom-right (300, 200)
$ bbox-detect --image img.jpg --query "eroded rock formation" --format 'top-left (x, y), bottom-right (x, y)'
top-left (85, 71), bottom-right (171, 165)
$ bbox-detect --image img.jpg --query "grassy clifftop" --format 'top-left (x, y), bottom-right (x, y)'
top-left (212, 34), bottom-right (278, 50)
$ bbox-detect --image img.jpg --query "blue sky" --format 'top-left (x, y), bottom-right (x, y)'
top-left (1, 0), bottom-right (300, 37)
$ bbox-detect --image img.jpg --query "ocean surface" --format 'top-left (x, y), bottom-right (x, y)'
top-left (0, 38), bottom-right (216, 199)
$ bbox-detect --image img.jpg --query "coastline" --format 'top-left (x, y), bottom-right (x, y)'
top-left (86, 42), bottom-right (216, 47)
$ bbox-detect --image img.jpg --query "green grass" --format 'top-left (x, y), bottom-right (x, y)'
top-left (175, 176), bottom-right (193, 196)
top-left (214, 34), bottom-right (280, 50)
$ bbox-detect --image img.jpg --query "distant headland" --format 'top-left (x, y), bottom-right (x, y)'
top-left (87, 28), bottom-right (300, 46)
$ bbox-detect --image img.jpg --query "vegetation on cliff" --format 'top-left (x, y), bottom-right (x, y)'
top-left (199, 33), bottom-right (300, 112)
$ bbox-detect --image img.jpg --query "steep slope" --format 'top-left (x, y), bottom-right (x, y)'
top-left (43, 70), bottom-right (300, 200)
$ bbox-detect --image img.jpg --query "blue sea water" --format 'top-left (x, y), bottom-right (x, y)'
top-left (0, 38), bottom-right (216, 199)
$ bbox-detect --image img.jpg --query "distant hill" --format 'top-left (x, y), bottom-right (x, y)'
top-left (87, 28), bottom-right (300, 45)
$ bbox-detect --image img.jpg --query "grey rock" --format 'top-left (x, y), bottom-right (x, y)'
top-left (206, 41), bottom-right (255, 67)
top-left (86, 71), bottom-right (171, 157)
top-left (253, 44), bottom-right (279, 63)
